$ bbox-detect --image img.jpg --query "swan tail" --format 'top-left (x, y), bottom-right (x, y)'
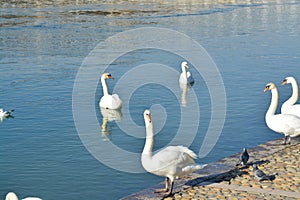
top-left (182, 164), bottom-right (207, 173)
top-left (176, 146), bottom-right (198, 159)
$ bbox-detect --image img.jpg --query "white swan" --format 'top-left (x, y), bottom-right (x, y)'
top-left (179, 61), bottom-right (194, 85)
top-left (99, 73), bottom-right (122, 110)
top-left (264, 83), bottom-right (300, 144)
top-left (141, 109), bottom-right (206, 197)
top-left (0, 108), bottom-right (14, 118)
top-left (281, 76), bottom-right (300, 117)
top-left (5, 192), bottom-right (42, 200)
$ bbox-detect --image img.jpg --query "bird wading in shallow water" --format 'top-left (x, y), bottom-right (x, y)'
top-left (141, 109), bottom-right (206, 198)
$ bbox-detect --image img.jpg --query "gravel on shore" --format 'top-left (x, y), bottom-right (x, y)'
top-left (122, 138), bottom-right (300, 200)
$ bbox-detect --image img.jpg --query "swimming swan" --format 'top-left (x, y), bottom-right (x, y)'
top-left (179, 61), bottom-right (194, 85)
top-left (141, 109), bottom-right (206, 197)
top-left (264, 83), bottom-right (300, 144)
top-left (5, 192), bottom-right (42, 200)
top-left (99, 73), bottom-right (122, 110)
top-left (281, 76), bottom-right (300, 117)
top-left (0, 108), bottom-right (14, 118)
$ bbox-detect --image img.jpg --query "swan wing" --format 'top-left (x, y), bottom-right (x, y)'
top-left (149, 146), bottom-right (198, 176)
top-left (281, 104), bottom-right (300, 118)
top-left (186, 71), bottom-right (194, 84)
top-left (267, 114), bottom-right (300, 136)
top-left (100, 94), bottom-right (122, 110)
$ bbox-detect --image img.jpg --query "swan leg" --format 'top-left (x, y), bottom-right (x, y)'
top-left (163, 180), bottom-right (174, 198)
top-left (287, 136), bottom-right (291, 145)
top-left (283, 136), bottom-right (290, 145)
top-left (154, 177), bottom-right (169, 193)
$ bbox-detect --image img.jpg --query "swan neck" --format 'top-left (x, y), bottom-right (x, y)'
top-left (142, 124), bottom-right (154, 156)
top-left (101, 77), bottom-right (109, 96)
top-left (267, 88), bottom-right (278, 117)
top-left (181, 66), bottom-right (187, 79)
top-left (287, 80), bottom-right (299, 105)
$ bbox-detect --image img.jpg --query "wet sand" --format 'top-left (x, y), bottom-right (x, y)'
top-left (122, 137), bottom-right (300, 200)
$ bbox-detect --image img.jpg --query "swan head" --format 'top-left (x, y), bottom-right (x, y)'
top-left (181, 61), bottom-right (189, 69)
top-left (101, 73), bottom-right (114, 80)
top-left (282, 76), bottom-right (295, 85)
top-left (5, 192), bottom-right (18, 200)
top-left (143, 109), bottom-right (152, 127)
top-left (264, 82), bottom-right (276, 92)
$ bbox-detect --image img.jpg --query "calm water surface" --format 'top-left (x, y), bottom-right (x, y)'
top-left (1, 0), bottom-right (300, 199)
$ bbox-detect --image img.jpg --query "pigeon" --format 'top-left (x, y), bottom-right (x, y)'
top-left (236, 148), bottom-right (249, 166)
top-left (0, 109), bottom-right (14, 118)
top-left (253, 164), bottom-right (271, 181)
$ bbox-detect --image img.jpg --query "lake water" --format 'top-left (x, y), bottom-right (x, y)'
top-left (1, 0), bottom-right (300, 199)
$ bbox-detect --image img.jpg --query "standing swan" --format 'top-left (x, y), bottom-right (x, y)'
top-left (281, 76), bottom-right (300, 117)
top-left (99, 73), bottom-right (122, 110)
top-left (264, 83), bottom-right (300, 144)
top-left (141, 109), bottom-right (206, 197)
top-left (179, 61), bottom-right (194, 85)
top-left (5, 192), bottom-right (42, 200)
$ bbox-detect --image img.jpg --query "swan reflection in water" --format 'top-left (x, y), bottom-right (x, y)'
top-left (179, 82), bottom-right (194, 107)
top-left (100, 107), bottom-right (122, 141)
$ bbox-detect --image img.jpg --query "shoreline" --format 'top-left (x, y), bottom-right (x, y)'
top-left (122, 137), bottom-right (300, 200)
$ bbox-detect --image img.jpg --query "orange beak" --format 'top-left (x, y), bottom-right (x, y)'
top-left (108, 75), bottom-right (114, 79)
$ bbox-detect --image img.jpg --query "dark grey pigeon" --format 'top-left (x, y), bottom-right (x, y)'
top-left (236, 148), bottom-right (249, 166)
top-left (253, 164), bottom-right (271, 181)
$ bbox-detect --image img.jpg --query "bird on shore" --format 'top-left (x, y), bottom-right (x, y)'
top-left (179, 61), bottom-right (194, 85)
top-left (5, 192), bottom-right (42, 200)
top-left (281, 76), bottom-right (300, 117)
top-left (141, 109), bottom-right (206, 198)
top-left (252, 164), bottom-right (278, 182)
top-left (264, 82), bottom-right (300, 145)
top-left (236, 148), bottom-right (249, 166)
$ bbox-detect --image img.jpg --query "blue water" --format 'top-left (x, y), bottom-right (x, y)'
top-left (1, 0), bottom-right (300, 199)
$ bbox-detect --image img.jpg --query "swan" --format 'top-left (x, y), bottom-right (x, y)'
top-left (5, 192), bottom-right (42, 200)
top-left (0, 108), bottom-right (14, 118)
top-left (179, 61), bottom-right (194, 85)
top-left (99, 73), bottom-right (122, 110)
top-left (264, 83), bottom-right (300, 144)
top-left (281, 76), bottom-right (300, 117)
top-left (141, 109), bottom-right (206, 197)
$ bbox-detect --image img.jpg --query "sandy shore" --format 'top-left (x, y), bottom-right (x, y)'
top-left (122, 138), bottom-right (300, 200)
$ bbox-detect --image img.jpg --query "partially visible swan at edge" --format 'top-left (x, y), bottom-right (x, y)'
top-left (179, 61), bottom-right (194, 85)
top-left (281, 76), bottom-right (300, 117)
top-left (99, 73), bottom-right (122, 110)
top-left (141, 109), bottom-right (206, 197)
top-left (5, 192), bottom-right (42, 200)
top-left (264, 82), bottom-right (300, 144)
top-left (0, 108), bottom-right (14, 118)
